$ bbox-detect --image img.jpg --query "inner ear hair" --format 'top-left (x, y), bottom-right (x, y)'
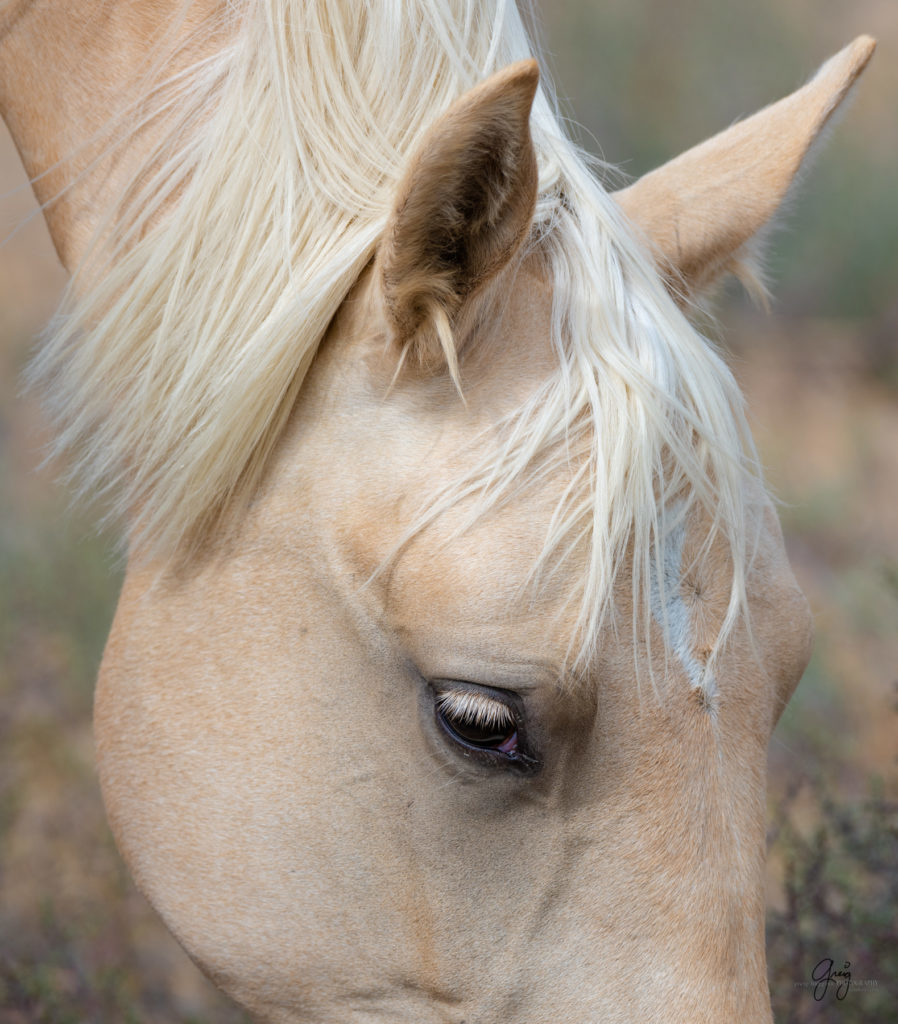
top-left (379, 60), bottom-right (540, 386)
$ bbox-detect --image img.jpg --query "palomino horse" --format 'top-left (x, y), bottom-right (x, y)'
top-left (0, 2), bottom-right (874, 1021)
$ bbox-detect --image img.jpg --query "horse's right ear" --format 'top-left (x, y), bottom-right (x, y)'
top-left (614, 36), bottom-right (876, 301)
top-left (378, 60), bottom-right (539, 380)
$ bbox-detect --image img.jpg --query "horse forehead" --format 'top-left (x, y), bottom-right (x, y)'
top-left (286, 270), bottom-right (810, 684)
top-left (295, 261), bottom-right (562, 564)
top-left (367, 483), bottom-right (807, 684)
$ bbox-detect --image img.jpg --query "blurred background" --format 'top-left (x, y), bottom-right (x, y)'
top-left (1, 1), bottom-right (895, 1020)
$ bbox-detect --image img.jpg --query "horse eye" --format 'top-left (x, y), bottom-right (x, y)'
top-left (433, 689), bottom-right (539, 773)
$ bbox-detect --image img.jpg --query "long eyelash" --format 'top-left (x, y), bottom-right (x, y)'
top-left (435, 690), bottom-right (514, 730)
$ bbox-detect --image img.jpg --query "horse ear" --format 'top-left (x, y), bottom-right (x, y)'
top-left (379, 60), bottom-right (539, 376)
top-left (614, 36), bottom-right (876, 300)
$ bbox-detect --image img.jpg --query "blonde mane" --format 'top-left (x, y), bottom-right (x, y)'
top-left (30, 0), bottom-right (760, 678)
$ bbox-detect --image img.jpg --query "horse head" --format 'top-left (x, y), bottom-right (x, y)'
top-left (0, 3), bottom-right (874, 1021)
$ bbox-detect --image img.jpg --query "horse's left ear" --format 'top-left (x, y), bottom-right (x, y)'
top-left (379, 60), bottom-right (539, 376)
top-left (615, 36), bottom-right (876, 300)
